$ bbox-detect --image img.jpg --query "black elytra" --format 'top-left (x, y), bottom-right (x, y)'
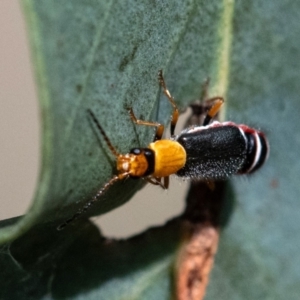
top-left (176, 125), bottom-right (246, 179)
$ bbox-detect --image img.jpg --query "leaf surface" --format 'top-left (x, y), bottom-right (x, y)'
top-left (1, 0), bottom-right (300, 299)
top-left (206, 1), bottom-right (300, 299)
top-left (0, 0), bottom-right (226, 242)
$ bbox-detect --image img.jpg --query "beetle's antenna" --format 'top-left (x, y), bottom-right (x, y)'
top-left (57, 175), bottom-right (120, 231)
top-left (87, 109), bottom-right (120, 157)
top-left (57, 110), bottom-right (121, 231)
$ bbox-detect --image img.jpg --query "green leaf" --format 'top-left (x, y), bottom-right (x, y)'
top-left (1, 0), bottom-right (300, 299)
top-left (0, 0), bottom-right (227, 243)
top-left (0, 218), bottom-right (181, 300)
top-left (206, 1), bottom-right (300, 299)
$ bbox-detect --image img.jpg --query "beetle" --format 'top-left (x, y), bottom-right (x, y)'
top-left (88, 70), bottom-right (268, 188)
top-left (57, 70), bottom-right (269, 229)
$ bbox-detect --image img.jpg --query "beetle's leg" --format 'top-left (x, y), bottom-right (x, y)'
top-left (147, 177), bottom-right (168, 190)
top-left (158, 70), bottom-right (179, 136)
top-left (129, 108), bottom-right (164, 141)
top-left (187, 78), bottom-right (224, 126)
top-left (163, 176), bottom-right (169, 189)
top-left (202, 97), bottom-right (224, 126)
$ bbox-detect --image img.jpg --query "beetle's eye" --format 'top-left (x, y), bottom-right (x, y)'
top-left (130, 148), bottom-right (142, 155)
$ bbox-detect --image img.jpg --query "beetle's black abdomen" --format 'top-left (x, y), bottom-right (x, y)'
top-left (176, 125), bottom-right (247, 179)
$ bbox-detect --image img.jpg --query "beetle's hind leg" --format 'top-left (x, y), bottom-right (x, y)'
top-left (202, 97), bottom-right (224, 126)
top-left (186, 78), bottom-right (224, 127)
top-left (198, 76), bottom-right (225, 126)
